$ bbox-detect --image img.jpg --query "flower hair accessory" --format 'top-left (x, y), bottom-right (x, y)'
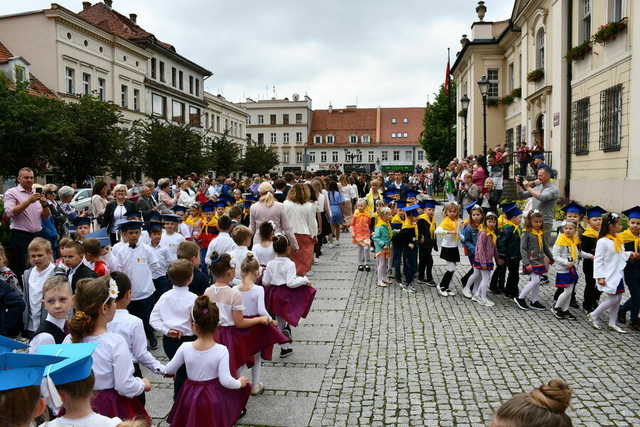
top-left (210, 253), bottom-right (222, 265)
top-left (274, 232), bottom-right (289, 244)
top-left (103, 278), bottom-right (119, 304)
top-left (202, 308), bottom-right (209, 314)
top-left (74, 310), bottom-right (86, 320)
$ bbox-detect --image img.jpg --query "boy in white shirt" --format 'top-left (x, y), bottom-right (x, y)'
top-left (22, 237), bottom-right (56, 339)
top-left (161, 214), bottom-right (185, 262)
top-left (148, 222), bottom-right (171, 301)
top-left (205, 215), bottom-right (237, 266)
top-left (150, 258), bottom-right (197, 398)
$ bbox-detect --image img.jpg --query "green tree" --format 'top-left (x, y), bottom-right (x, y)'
top-left (133, 118), bottom-right (207, 180)
top-left (0, 74), bottom-right (70, 177)
top-left (421, 82), bottom-right (456, 167)
top-left (47, 95), bottom-right (125, 184)
top-left (241, 143), bottom-right (279, 175)
top-left (109, 125), bottom-right (145, 182)
top-left (204, 130), bottom-right (241, 176)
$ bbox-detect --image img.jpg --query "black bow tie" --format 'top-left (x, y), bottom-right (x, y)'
top-left (129, 243), bottom-right (137, 249)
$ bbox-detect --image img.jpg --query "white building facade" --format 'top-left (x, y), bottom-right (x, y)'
top-left (203, 92), bottom-right (249, 150)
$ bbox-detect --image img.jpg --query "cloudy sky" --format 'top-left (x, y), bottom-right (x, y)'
top-left (2, 0), bottom-right (513, 108)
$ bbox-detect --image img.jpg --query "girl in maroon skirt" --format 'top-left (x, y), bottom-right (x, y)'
top-left (67, 276), bottom-right (151, 424)
top-left (238, 253), bottom-right (291, 395)
top-left (262, 234), bottom-right (316, 358)
top-left (164, 295), bottom-right (251, 427)
top-left (205, 252), bottom-right (273, 375)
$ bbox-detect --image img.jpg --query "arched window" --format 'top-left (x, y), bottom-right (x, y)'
top-left (536, 28), bottom-right (545, 69)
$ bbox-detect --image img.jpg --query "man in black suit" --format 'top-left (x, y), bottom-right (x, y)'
top-left (136, 184), bottom-right (158, 221)
top-left (386, 172), bottom-right (410, 199)
top-left (60, 240), bottom-right (98, 292)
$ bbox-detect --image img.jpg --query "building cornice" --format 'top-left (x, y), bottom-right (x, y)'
top-left (145, 78), bottom-right (207, 107)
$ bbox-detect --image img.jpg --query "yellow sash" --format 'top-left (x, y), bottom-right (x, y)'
top-left (401, 217), bottom-right (418, 238)
top-left (480, 226), bottom-right (497, 244)
top-left (619, 229), bottom-right (640, 252)
top-left (583, 226), bottom-right (599, 239)
top-left (606, 233), bottom-right (624, 253)
top-left (528, 228), bottom-right (544, 249)
top-left (503, 219), bottom-right (520, 235)
top-left (439, 216), bottom-right (459, 241)
top-left (418, 214), bottom-right (436, 238)
top-left (555, 233), bottom-right (578, 260)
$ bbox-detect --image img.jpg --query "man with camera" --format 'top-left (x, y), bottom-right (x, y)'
top-left (4, 167), bottom-right (51, 278)
top-left (516, 166), bottom-right (559, 246)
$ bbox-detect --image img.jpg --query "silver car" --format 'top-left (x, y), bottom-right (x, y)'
top-left (69, 188), bottom-right (92, 213)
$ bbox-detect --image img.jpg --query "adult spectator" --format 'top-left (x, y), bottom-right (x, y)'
top-left (516, 142), bottom-right (530, 177)
top-left (458, 174), bottom-right (479, 212)
top-left (157, 178), bottom-right (180, 213)
top-left (364, 179), bottom-right (384, 214)
top-left (386, 172), bottom-right (409, 198)
top-left (283, 183), bottom-right (318, 276)
top-left (102, 184), bottom-right (137, 245)
top-left (91, 182), bottom-right (109, 229)
top-left (177, 179), bottom-right (196, 208)
top-left (136, 184), bottom-right (158, 220)
top-left (58, 186), bottom-right (81, 227)
top-left (273, 179), bottom-right (288, 203)
top-left (487, 155), bottom-right (504, 200)
top-left (249, 182), bottom-right (298, 251)
top-left (40, 184), bottom-right (62, 252)
top-left (4, 167), bottom-right (51, 276)
top-left (517, 167), bottom-right (559, 246)
top-left (472, 156), bottom-right (488, 193)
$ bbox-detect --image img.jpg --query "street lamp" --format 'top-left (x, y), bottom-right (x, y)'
top-left (477, 75), bottom-right (489, 157)
top-left (460, 94), bottom-right (470, 159)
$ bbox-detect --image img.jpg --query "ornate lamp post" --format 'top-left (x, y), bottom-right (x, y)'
top-left (476, 75), bottom-right (489, 156)
top-left (460, 94), bottom-right (470, 159)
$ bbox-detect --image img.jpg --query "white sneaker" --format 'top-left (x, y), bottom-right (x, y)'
top-left (608, 324), bottom-right (627, 334)
top-left (462, 288), bottom-right (472, 299)
top-left (589, 315), bottom-right (602, 330)
top-left (446, 288), bottom-right (457, 297)
top-left (306, 271), bottom-right (315, 277)
top-left (437, 286), bottom-right (449, 297)
top-left (481, 298), bottom-right (495, 307)
top-left (471, 295), bottom-right (481, 303)
top-left (377, 282), bottom-right (388, 288)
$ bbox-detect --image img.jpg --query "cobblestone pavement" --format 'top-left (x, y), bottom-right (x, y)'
top-left (145, 232), bottom-right (640, 426)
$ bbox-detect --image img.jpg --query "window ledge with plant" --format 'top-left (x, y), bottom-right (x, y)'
top-left (566, 40), bottom-right (593, 61)
top-left (527, 68), bottom-right (544, 82)
top-left (486, 98), bottom-right (500, 107)
top-left (511, 87), bottom-right (522, 98)
top-left (593, 19), bottom-right (627, 44)
top-left (500, 95), bottom-right (514, 105)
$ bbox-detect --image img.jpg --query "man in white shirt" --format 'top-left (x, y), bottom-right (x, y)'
top-left (110, 220), bottom-right (161, 349)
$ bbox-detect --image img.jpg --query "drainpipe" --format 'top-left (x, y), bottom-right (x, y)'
top-left (564, 0), bottom-right (573, 198)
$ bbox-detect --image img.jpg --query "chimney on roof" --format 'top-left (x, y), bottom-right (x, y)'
top-left (104, 0), bottom-right (112, 9)
top-left (476, 1), bottom-right (487, 21)
top-left (328, 103), bottom-right (332, 113)
top-left (129, 13), bottom-right (137, 23)
top-left (460, 34), bottom-right (469, 48)
top-left (82, 1), bottom-right (91, 10)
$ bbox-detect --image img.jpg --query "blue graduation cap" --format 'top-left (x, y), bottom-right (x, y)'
top-left (465, 201), bottom-right (482, 215)
top-left (404, 190), bottom-right (419, 200)
top-left (396, 200), bottom-right (407, 210)
top-left (382, 189), bottom-right (400, 199)
top-left (244, 193), bottom-right (258, 202)
top-left (533, 154), bottom-right (545, 160)
top-left (504, 206), bottom-right (523, 219)
top-left (622, 206), bottom-right (640, 220)
top-left (125, 210), bottom-right (142, 220)
top-left (202, 201), bottom-right (216, 213)
top-left (172, 205), bottom-right (187, 214)
top-left (0, 352), bottom-right (66, 391)
top-left (145, 221), bottom-right (164, 233)
top-left (561, 201), bottom-right (586, 216)
top-left (0, 335), bottom-right (28, 354)
top-left (84, 227), bottom-right (110, 248)
top-left (213, 199), bottom-right (227, 208)
top-left (243, 199), bottom-right (254, 209)
top-left (402, 204), bottom-right (420, 217)
top-left (162, 214), bottom-right (181, 223)
top-left (73, 216), bottom-right (92, 227)
top-left (145, 211), bottom-right (163, 222)
top-left (119, 220), bottom-right (144, 232)
top-left (499, 201), bottom-right (517, 213)
top-left (391, 222), bottom-right (402, 230)
top-left (419, 199), bottom-right (440, 209)
top-left (36, 342), bottom-right (97, 385)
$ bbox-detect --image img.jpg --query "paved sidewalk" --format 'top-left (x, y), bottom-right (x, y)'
top-left (145, 233), bottom-right (640, 426)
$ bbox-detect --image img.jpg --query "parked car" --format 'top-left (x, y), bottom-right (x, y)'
top-left (69, 188), bottom-right (92, 213)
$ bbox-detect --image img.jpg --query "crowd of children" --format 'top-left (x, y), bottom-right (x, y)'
top-left (356, 186), bottom-right (640, 333)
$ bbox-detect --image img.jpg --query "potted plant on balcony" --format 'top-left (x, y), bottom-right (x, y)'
top-left (501, 94), bottom-right (514, 105)
top-left (511, 88), bottom-right (522, 98)
top-left (486, 98), bottom-right (500, 107)
top-left (527, 69), bottom-right (544, 82)
top-left (566, 40), bottom-right (592, 60)
top-left (593, 19), bottom-right (627, 44)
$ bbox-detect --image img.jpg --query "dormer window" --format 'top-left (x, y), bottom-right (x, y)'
top-left (391, 118), bottom-right (397, 124)
top-left (403, 118), bottom-right (409, 123)
top-left (14, 65), bottom-right (26, 83)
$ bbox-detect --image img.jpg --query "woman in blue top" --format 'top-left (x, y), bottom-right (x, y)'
top-left (327, 180), bottom-right (345, 244)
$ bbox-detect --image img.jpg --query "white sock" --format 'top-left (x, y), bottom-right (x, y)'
top-left (252, 353), bottom-right (262, 386)
top-left (519, 273), bottom-right (540, 300)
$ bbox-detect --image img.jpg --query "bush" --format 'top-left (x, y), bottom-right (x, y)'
top-left (566, 41), bottom-right (592, 61)
top-left (501, 95), bottom-right (515, 105)
top-left (527, 68), bottom-right (544, 82)
top-left (511, 88), bottom-right (522, 98)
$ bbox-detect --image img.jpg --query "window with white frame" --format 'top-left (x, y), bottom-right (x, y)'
top-left (392, 133), bottom-right (396, 138)
top-left (393, 151), bottom-right (400, 161)
top-left (321, 151), bottom-right (327, 162)
top-left (283, 151), bottom-right (289, 163)
top-left (368, 151), bottom-right (374, 162)
top-left (487, 68), bottom-right (499, 98)
top-left (403, 132), bottom-right (408, 138)
top-left (296, 113), bottom-right (303, 124)
top-left (152, 93), bottom-right (166, 117)
top-left (133, 88), bottom-right (140, 111)
top-left (65, 67), bottom-right (75, 94)
top-left (580, 0), bottom-right (591, 44)
top-left (283, 132), bottom-right (290, 144)
top-left (332, 151), bottom-right (338, 162)
top-left (391, 118), bottom-right (397, 124)
top-left (15, 65), bottom-right (25, 83)
top-left (610, 0), bottom-right (623, 21)
top-left (600, 84), bottom-right (623, 152)
top-left (508, 63), bottom-right (514, 92)
top-left (296, 132), bottom-right (303, 143)
top-left (308, 152), bottom-right (316, 163)
top-left (403, 118), bottom-right (409, 124)
top-left (362, 135), bottom-right (370, 144)
top-left (189, 106), bottom-right (201, 127)
top-left (326, 135), bottom-right (335, 144)
top-left (405, 150), bottom-right (412, 161)
top-left (314, 135), bottom-right (322, 144)
top-left (270, 133), bottom-right (277, 144)
top-left (296, 152), bottom-right (303, 163)
top-left (172, 100), bottom-right (184, 123)
top-left (417, 150), bottom-right (424, 161)
top-left (356, 152), bottom-right (362, 163)
top-left (98, 78), bottom-right (105, 101)
top-left (349, 135), bottom-right (358, 144)
top-left (381, 151), bottom-right (388, 161)
top-left (258, 114), bottom-right (264, 124)
top-left (120, 85), bottom-right (128, 108)
top-left (536, 28), bottom-right (545, 69)
top-left (82, 73), bottom-right (91, 95)
top-left (178, 70), bottom-right (184, 90)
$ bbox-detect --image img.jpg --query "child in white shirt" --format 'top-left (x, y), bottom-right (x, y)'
top-left (23, 237), bottom-right (56, 338)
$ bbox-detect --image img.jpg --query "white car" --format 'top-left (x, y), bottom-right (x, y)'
top-left (69, 188), bottom-right (92, 213)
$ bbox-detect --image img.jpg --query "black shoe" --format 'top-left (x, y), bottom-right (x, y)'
top-left (239, 408), bottom-right (247, 419)
top-left (283, 324), bottom-right (292, 338)
top-left (365, 265), bottom-right (371, 272)
top-left (148, 336), bottom-right (158, 350)
top-left (514, 298), bottom-right (529, 310)
top-left (540, 275), bottom-right (550, 285)
top-left (280, 348), bottom-right (293, 358)
top-left (563, 310), bottom-right (577, 320)
top-left (529, 301), bottom-right (546, 311)
top-left (551, 307), bottom-right (567, 319)
top-left (618, 310), bottom-right (627, 325)
top-left (358, 264), bottom-right (364, 271)
top-left (570, 300), bottom-right (580, 309)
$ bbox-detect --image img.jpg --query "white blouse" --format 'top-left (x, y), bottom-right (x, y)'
top-left (228, 246), bottom-right (252, 285)
top-left (150, 286), bottom-right (197, 335)
top-left (162, 342), bottom-right (241, 388)
top-left (160, 231), bottom-right (185, 262)
top-left (262, 257), bottom-right (309, 288)
top-left (63, 332), bottom-right (145, 398)
top-left (29, 314), bottom-right (66, 354)
top-left (109, 243), bottom-right (160, 301)
top-left (593, 237), bottom-right (632, 294)
top-left (253, 242), bottom-right (276, 266)
top-left (40, 412), bottom-right (122, 427)
top-left (283, 200), bottom-right (318, 236)
top-left (239, 285), bottom-right (271, 319)
top-left (108, 309), bottom-right (163, 373)
top-left (204, 285), bottom-right (244, 326)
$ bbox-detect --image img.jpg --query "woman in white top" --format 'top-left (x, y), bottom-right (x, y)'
top-left (163, 295), bottom-right (251, 427)
top-left (339, 175), bottom-right (353, 229)
top-left (283, 183), bottom-right (318, 276)
top-left (91, 182), bottom-right (109, 229)
top-left (66, 276), bottom-right (151, 423)
top-left (590, 213), bottom-right (640, 333)
top-left (176, 179), bottom-right (196, 208)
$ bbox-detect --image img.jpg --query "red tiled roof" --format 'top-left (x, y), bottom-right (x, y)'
top-left (309, 108), bottom-right (377, 145)
top-left (0, 41), bottom-right (56, 98)
top-left (77, 2), bottom-right (174, 51)
top-left (379, 107), bottom-right (425, 145)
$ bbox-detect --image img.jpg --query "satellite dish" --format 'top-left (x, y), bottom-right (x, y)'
top-left (292, 93), bottom-right (300, 101)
